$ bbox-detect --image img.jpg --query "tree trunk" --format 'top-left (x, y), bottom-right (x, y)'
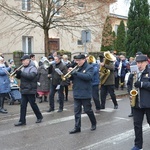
top-left (44, 29), bottom-right (49, 57)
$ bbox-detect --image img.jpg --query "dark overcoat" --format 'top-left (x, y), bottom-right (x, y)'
top-left (50, 61), bottom-right (68, 86)
top-left (103, 61), bottom-right (115, 85)
top-left (135, 65), bottom-right (150, 108)
top-left (37, 65), bottom-right (50, 92)
top-left (0, 65), bottom-right (11, 94)
top-left (16, 61), bottom-right (37, 94)
top-left (71, 61), bottom-right (93, 99)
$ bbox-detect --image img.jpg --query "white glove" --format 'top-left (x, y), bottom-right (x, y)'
top-left (56, 85), bottom-right (60, 90)
top-left (37, 82), bottom-right (41, 86)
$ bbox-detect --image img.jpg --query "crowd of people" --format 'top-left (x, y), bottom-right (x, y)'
top-left (0, 51), bottom-right (150, 150)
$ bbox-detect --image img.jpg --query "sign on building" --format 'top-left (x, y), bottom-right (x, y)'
top-left (81, 30), bottom-right (91, 43)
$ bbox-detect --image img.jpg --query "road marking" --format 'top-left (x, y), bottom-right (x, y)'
top-left (115, 117), bottom-right (131, 121)
top-left (0, 113), bottom-right (125, 137)
top-left (100, 108), bottom-right (115, 112)
top-left (109, 98), bottom-right (122, 102)
top-left (0, 109), bottom-right (68, 123)
top-left (79, 124), bottom-right (150, 150)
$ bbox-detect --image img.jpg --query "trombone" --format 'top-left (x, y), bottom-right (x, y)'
top-left (61, 65), bottom-right (78, 81)
top-left (2, 64), bottom-right (24, 77)
top-left (10, 65), bottom-right (24, 77)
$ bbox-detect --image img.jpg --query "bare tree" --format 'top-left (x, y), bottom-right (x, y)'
top-left (0, 0), bottom-right (116, 55)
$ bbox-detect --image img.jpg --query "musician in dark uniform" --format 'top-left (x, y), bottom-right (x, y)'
top-left (100, 52), bottom-right (118, 109)
top-left (69, 54), bottom-right (97, 134)
top-left (14, 55), bottom-right (43, 126)
top-left (131, 55), bottom-right (150, 150)
top-left (47, 55), bottom-right (68, 112)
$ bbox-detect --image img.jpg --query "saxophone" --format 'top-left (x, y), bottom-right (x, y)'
top-left (99, 51), bottom-right (116, 85)
top-left (130, 72), bottom-right (138, 107)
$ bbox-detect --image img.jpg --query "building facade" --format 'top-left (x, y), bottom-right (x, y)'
top-left (0, 0), bottom-right (115, 60)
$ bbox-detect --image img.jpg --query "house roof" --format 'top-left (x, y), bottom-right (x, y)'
top-left (110, 13), bottom-right (128, 20)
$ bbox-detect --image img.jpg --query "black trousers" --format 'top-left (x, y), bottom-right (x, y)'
top-left (133, 108), bottom-right (150, 149)
top-left (64, 85), bottom-right (69, 99)
top-left (19, 94), bottom-right (43, 123)
top-left (100, 85), bottom-right (118, 108)
top-left (0, 93), bottom-right (7, 109)
top-left (49, 84), bottom-right (64, 110)
top-left (74, 98), bottom-right (96, 129)
top-left (92, 85), bottom-right (101, 110)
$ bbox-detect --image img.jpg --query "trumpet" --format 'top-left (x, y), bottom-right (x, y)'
top-left (61, 65), bottom-right (78, 81)
top-left (10, 64), bottom-right (24, 77)
top-left (130, 72), bottom-right (138, 107)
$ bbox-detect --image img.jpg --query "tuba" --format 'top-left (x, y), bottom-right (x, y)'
top-left (99, 51), bottom-right (116, 85)
top-left (130, 72), bottom-right (138, 107)
top-left (43, 60), bottom-right (55, 69)
top-left (87, 55), bottom-right (96, 64)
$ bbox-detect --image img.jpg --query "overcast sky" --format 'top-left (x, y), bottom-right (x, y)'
top-left (110, 0), bottom-right (150, 17)
top-left (110, 0), bottom-right (130, 16)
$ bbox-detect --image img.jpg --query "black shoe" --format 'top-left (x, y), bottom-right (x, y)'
top-left (95, 110), bottom-right (100, 113)
top-left (69, 128), bottom-right (81, 134)
top-left (128, 113), bottom-right (133, 117)
top-left (39, 97), bottom-right (42, 103)
top-left (47, 108), bottom-right (54, 112)
top-left (44, 96), bottom-right (48, 102)
top-left (100, 106), bottom-right (105, 109)
top-left (9, 101), bottom-right (14, 105)
top-left (64, 98), bottom-right (68, 101)
top-left (14, 122), bottom-right (26, 126)
top-left (114, 105), bottom-right (118, 109)
top-left (57, 109), bottom-right (63, 112)
top-left (36, 117), bottom-right (43, 123)
top-left (0, 108), bottom-right (8, 114)
top-left (91, 124), bottom-right (96, 131)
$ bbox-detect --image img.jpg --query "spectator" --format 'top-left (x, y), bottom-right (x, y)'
top-left (8, 59), bottom-right (16, 73)
top-left (115, 55), bottom-right (127, 90)
top-left (30, 53), bottom-right (39, 68)
top-left (0, 56), bottom-right (11, 113)
top-left (62, 54), bottom-right (71, 101)
top-left (37, 57), bottom-right (50, 103)
top-left (39, 56), bottom-right (47, 67)
top-left (0, 53), bottom-right (9, 67)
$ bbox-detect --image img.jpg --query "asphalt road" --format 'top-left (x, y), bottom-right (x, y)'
top-left (0, 91), bottom-right (150, 150)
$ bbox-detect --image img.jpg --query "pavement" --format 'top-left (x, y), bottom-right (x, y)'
top-left (108, 87), bottom-right (128, 99)
top-left (2, 87), bottom-right (128, 118)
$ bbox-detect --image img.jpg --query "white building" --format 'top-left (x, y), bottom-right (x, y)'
top-left (0, 0), bottom-right (115, 60)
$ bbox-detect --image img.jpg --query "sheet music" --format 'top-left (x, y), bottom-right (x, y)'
top-left (55, 68), bottom-right (63, 75)
top-left (130, 65), bottom-right (139, 74)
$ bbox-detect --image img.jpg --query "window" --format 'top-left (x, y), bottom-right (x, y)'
top-left (77, 40), bottom-right (83, 45)
top-left (114, 25), bottom-right (119, 35)
top-left (22, 36), bottom-right (33, 54)
top-left (53, 0), bottom-right (60, 16)
top-left (22, 0), bottom-right (31, 11)
top-left (78, 1), bottom-right (84, 7)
